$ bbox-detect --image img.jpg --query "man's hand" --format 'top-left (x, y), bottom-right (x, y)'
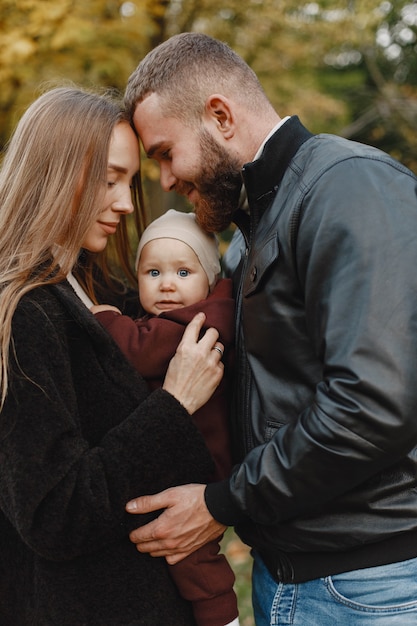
top-left (126, 484), bottom-right (227, 564)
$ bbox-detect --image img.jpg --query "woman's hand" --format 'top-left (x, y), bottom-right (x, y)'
top-left (163, 312), bottom-right (224, 414)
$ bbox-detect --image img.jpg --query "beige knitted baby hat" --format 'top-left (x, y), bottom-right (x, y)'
top-left (136, 209), bottom-right (221, 289)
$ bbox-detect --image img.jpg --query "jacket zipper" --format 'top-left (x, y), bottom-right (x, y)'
top-left (234, 225), bottom-right (256, 454)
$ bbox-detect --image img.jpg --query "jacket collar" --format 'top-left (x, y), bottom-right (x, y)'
top-left (237, 116), bottom-right (313, 227)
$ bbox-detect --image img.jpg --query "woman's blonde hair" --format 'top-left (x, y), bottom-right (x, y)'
top-left (0, 86), bottom-right (146, 406)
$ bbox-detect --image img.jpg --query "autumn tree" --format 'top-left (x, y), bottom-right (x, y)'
top-left (161, 0), bottom-right (417, 171)
top-left (0, 0), bottom-right (154, 143)
top-left (1, 0), bottom-right (416, 172)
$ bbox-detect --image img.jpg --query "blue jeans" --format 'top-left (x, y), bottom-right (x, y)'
top-left (252, 551), bottom-right (417, 625)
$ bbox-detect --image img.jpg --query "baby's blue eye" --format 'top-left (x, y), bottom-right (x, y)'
top-left (149, 269), bottom-right (160, 277)
top-left (178, 269), bottom-right (190, 278)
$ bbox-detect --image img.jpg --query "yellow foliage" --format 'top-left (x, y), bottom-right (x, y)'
top-left (0, 34), bottom-right (36, 63)
top-left (0, 0), bottom-right (151, 142)
top-left (0, 0), bottom-right (415, 175)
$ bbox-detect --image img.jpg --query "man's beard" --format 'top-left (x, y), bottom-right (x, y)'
top-left (191, 129), bottom-right (242, 233)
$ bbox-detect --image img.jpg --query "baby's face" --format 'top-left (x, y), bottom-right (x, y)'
top-left (137, 238), bottom-right (210, 316)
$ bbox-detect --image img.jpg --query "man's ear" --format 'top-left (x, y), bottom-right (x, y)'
top-left (203, 95), bottom-right (235, 140)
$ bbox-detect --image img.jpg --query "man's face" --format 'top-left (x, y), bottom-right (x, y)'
top-left (133, 93), bottom-right (242, 233)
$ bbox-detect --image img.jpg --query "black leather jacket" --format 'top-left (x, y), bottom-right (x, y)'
top-left (205, 116), bottom-right (417, 582)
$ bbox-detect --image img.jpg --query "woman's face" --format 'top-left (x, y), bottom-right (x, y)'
top-left (82, 121), bottom-right (140, 253)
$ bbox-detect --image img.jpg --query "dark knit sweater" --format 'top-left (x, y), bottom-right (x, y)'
top-left (0, 280), bottom-right (213, 625)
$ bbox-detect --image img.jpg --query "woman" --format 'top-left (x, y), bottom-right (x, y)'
top-left (0, 87), bottom-right (224, 625)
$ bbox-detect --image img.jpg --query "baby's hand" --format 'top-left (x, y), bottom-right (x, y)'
top-left (90, 304), bottom-right (122, 315)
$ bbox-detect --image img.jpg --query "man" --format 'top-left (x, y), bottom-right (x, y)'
top-left (124, 33), bottom-right (417, 625)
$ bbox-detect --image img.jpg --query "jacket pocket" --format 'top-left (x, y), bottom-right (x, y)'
top-left (243, 234), bottom-right (279, 297)
top-left (265, 419), bottom-right (285, 442)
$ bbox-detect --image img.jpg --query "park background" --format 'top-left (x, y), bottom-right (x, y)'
top-left (1, 1), bottom-right (417, 623)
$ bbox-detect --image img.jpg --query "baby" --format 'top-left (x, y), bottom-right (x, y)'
top-left (92, 209), bottom-right (239, 626)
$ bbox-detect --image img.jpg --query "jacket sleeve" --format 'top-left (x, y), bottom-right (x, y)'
top-left (94, 310), bottom-right (185, 378)
top-left (94, 279), bottom-right (235, 378)
top-left (159, 278), bottom-right (235, 349)
top-left (0, 293), bottom-right (213, 560)
top-left (206, 156), bottom-right (417, 526)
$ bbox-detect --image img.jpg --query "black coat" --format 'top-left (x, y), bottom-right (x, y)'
top-left (0, 281), bottom-right (213, 625)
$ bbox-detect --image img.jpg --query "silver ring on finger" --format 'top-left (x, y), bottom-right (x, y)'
top-left (212, 345), bottom-right (224, 358)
